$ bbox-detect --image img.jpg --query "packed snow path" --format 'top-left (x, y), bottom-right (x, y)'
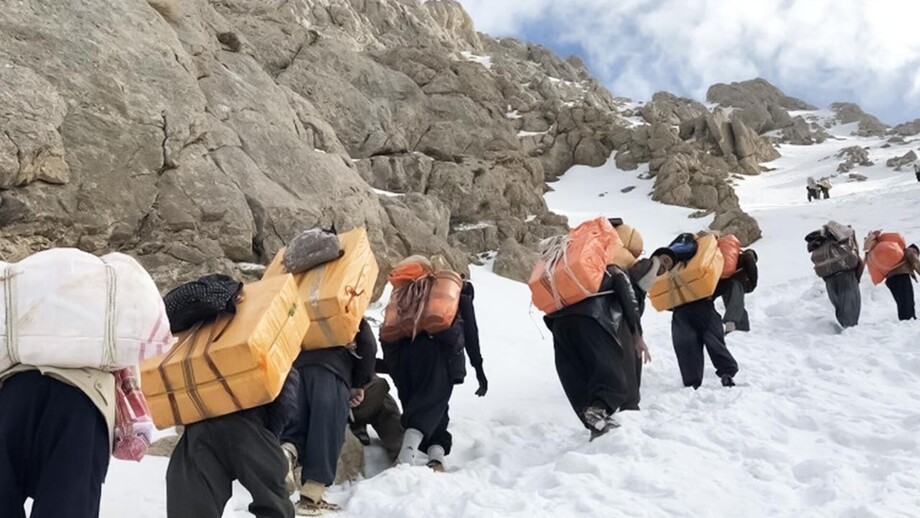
top-left (96, 123), bottom-right (920, 517)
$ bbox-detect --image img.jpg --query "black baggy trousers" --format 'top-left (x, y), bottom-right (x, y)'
top-left (671, 299), bottom-right (739, 388)
top-left (167, 411), bottom-right (293, 518)
top-left (0, 371), bottom-right (110, 518)
top-left (550, 315), bottom-right (628, 426)
top-left (886, 274), bottom-right (916, 321)
top-left (825, 270), bottom-right (861, 328)
top-left (281, 365), bottom-right (350, 487)
top-left (386, 337), bottom-right (455, 454)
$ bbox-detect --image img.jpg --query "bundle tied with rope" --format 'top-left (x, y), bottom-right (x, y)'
top-left (528, 217), bottom-right (622, 314)
top-left (380, 255), bottom-right (463, 344)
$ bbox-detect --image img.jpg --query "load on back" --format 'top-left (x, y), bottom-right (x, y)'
top-left (649, 233), bottom-right (724, 312)
top-left (806, 221), bottom-right (861, 278)
top-left (0, 248), bottom-right (172, 373)
top-left (380, 256), bottom-right (463, 343)
top-left (263, 227), bottom-right (378, 350)
top-left (865, 231), bottom-right (907, 285)
top-left (529, 217), bottom-right (626, 314)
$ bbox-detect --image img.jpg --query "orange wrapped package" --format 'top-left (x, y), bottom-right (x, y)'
top-left (380, 258), bottom-right (463, 343)
top-left (649, 234), bottom-right (724, 312)
top-left (263, 227), bottom-right (379, 349)
top-left (529, 217), bottom-right (623, 314)
top-left (717, 234), bottom-right (742, 278)
top-left (867, 232), bottom-right (906, 285)
top-left (141, 274), bottom-right (309, 429)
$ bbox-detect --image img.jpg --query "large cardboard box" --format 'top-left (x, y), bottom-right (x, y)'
top-left (141, 274), bottom-right (308, 429)
top-left (649, 234), bottom-right (724, 312)
top-left (263, 227), bottom-right (378, 349)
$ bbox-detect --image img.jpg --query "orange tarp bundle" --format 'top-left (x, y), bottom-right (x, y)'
top-left (141, 274), bottom-right (309, 429)
top-left (867, 232), bottom-right (906, 285)
top-left (649, 234), bottom-right (724, 312)
top-left (380, 259), bottom-right (463, 343)
top-left (717, 235), bottom-right (742, 278)
top-left (529, 217), bottom-right (623, 314)
top-left (263, 227), bottom-right (379, 349)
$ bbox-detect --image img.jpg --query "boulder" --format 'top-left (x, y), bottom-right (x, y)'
top-left (836, 146), bottom-right (873, 173)
top-left (493, 238), bottom-right (538, 283)
top-left (781, 116), bottom-right (828, 145)
top-left (886, 150), bottom-right (917, 171)
top-left (709, 208), bottom-right (762, 246)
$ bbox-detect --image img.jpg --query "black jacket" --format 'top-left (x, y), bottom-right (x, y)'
top-left (245, 367), bottom-right (300, 438)
top-left (731, 249), bottom-right (759, 293)
top-left (292, 318), bottom-right (377, 388)
top-left (380, 281), bottom-right (483, 384)
top-left (544, 265), bottom-right (643, 338)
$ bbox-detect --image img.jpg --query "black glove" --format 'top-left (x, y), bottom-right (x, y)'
top-left (474, 367), bottom-right (488, 397)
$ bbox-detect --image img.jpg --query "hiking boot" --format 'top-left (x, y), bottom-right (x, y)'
top-left (427, 460), bottom-right (446, 473)
top-left (724, 321), bottom-right (737, 335)
top-left (721, 375), bottom-right (736, 387)
top-left (581, 406), bottom-right (610, 432)
top-left (295, 496), bottom-right (340, 516)
top-left (589, 416), bottom-right (621, 442)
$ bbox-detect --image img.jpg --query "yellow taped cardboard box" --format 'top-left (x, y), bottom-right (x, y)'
top-left (263, 227), bottom-right (379, 349)
top-left (648, 234), bottom-right (724, 312)
top-left (141, 274), bottom-right (309, 429)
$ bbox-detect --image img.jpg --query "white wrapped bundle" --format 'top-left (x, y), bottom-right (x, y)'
top-left (0, 248), bottom-right (173, 372)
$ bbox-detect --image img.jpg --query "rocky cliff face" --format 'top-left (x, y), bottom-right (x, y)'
top-left (0, 0), bottom-right (813, 286)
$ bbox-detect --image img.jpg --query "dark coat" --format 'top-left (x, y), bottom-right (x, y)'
top-left (544, 265), bottom-right (643, 340)
top-left (732, 249), bottom-right (759, 293)
top-left (292, 318), bottom-right (377, 388)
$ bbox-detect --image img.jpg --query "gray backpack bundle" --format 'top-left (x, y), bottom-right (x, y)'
top-left (808, 221), bottom-right (860, 278)
top-left (283, 229), bottom-right (344, 274)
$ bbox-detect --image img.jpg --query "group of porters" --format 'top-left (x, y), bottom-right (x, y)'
top-left (0, 216), bottom-right (916, 517)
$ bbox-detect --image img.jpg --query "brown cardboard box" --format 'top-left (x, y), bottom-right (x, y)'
top-left (263, 227), bottom-right (378, 349)
top-left (141, 274), bottom-right (308, 429)
top-left (649, 234), bottom-right (724, 312)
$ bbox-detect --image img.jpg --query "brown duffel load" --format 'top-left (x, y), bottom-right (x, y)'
top-left (141, 274), bottom-right (309, 429)
top-left (380, 256), bottom-right (463, 343)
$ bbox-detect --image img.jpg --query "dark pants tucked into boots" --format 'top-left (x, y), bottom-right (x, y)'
top-left (886, 274), bottom-right (917, 321)
top-left (350, 377), bottom-right (404, 459)
top-left (167, 411), bottom-right (293, 518)
top-left (0, 371), bottom-right (110, 518)
top-left (549, 315), bottom-right (628, 426)
top-left (671, 299), bottom-right (739, 388)
top-left (282, 365), bottom-right (350, 486)
top-left (825, 270), bottom-right (861, 328)
top-left (386, 336), bottom-right (455, 454)
top-left (715, 278), bottom-right (751, 331)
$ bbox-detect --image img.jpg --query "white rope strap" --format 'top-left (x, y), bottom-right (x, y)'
top-left (5, 265), bottom-right (18, 365)
top-left (104, 263), bottom-right (117, 369)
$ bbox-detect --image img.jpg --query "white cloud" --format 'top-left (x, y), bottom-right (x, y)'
top-left (457, 0), bottom-right (920, 123)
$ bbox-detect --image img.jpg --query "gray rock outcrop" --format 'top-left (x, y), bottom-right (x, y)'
top-left (493, 238), bottom-right (538, 283)
top-left (836, 146), bottom-right (873, 173)
top-left (892, 119), bottom-right (920, 137)
top-left (886, 150), bottom-right (917, 171)
top-left (830, 102), bottom-right (889, 137)
top-left (0, 0), bottom-right (628, 287)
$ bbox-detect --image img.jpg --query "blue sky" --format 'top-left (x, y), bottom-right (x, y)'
top-left (457, 0), bottom-right (920, 124)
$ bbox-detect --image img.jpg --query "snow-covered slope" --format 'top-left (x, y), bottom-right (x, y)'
top-left (92, 123), bottom-right (920, 517)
